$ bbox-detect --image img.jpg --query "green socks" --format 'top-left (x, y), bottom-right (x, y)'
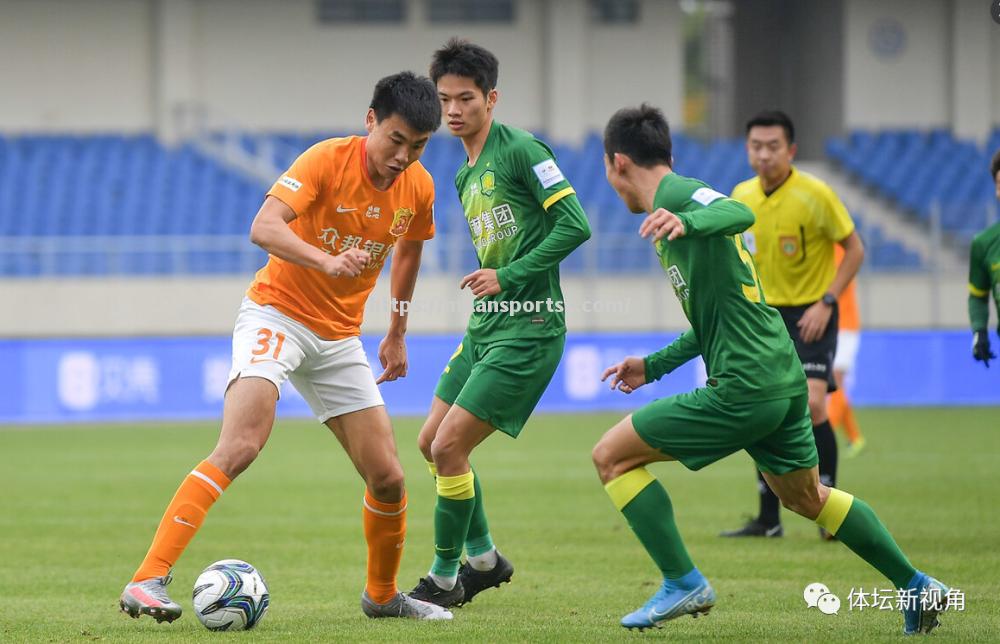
top-left (604, 468), bottom-right (695, 579)
top-left (816, 488), bottom-right (917, 588)
top-left (431, 471), bottom-right (476, 578)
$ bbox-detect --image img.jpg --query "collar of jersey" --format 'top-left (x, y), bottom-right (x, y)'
top-left (759, 165), bottom-right (797, 200)
top-left (465, 120), bottom-right (499, 170)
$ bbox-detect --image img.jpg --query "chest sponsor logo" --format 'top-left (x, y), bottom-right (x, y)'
top-left (390, 207), bottom-right (414, 237)
top-left (470, 203), bottom-right (519, 249)
top-left (780, 235), bottom-right (799, 257)
top-left (365, 205), bottom-right (381, 219)
top-left (317, 228), bottom-right (391, 273)
top-left (667, 264), bottom-right (690, 302)
top-left (479, 169), bottom-right (496, 197)
top-left (278, 175), bottom-right (302, 192)
top-left (532, 159), bottom-right (565, 189)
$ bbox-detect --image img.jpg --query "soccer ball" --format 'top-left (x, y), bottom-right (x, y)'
top-left (192, 559), bottom-right (269, 631)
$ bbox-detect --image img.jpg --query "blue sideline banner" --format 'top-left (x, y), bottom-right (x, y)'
top-left (0, 331), bottom-right (996, 424)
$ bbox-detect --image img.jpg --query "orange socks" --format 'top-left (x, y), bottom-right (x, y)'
top-left (132, 460), bottom-right (231, 582)
top-left (829, 389), bottom-right (862, 444)
top-left (363, 489), bottom-right (407, 604)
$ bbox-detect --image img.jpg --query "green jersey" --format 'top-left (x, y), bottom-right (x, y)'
top-left (644, 173), bottom-right (806, 402)
top-left (455, 121), bottom-right (591, 343)
top-left (968, 221), bottom-right (1000, 333)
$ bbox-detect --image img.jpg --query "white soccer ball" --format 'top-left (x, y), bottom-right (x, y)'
top-left (192, 559), bottom-right (269, 631)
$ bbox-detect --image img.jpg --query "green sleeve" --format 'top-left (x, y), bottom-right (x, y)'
top-left (968, 238), bottom-right (990, 331)
top-left (497, 193), bottom-right (591, 288)
top-left (644, 330), bottom-right (701, 382)
top-left (675, 198), bottom-right (756, 238)
top-left (495, 140), bottom-right (592, 288)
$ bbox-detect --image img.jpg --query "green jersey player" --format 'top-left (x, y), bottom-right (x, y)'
top-left (592, 104), bottom-right (950, 635)
top-left (409, 39), bottom-right (591, 608)
top-left (967, 149), bottom-right (1000, 367)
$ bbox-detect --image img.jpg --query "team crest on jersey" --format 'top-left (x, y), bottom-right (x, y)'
top-left (390, 207), bottom-right (415, 237)
top-left (479, 169), bottom-right (496, 197)
top-left (780, 235), bottom-right (799, 256)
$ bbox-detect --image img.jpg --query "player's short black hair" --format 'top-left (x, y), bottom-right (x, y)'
top-left (369, 71), bottom-right (441, 134)
top-left (603, 104), bottom-right (673, 169)
top-left (429, 37), bottom-right (499, 96)
top-left (745, 110), bottom-right (796, 145)
top-left (991, 149), bottom-right (1000, 180)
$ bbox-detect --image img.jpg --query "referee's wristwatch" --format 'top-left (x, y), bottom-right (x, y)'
top-left (820, 292), bottom-right (836, 307)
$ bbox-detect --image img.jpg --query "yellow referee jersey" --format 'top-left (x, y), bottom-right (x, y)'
top-left (731, 167), bottom-right (854, 306)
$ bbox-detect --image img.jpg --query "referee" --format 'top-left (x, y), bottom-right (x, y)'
top-left (722, 110), bottom-right (864, 539)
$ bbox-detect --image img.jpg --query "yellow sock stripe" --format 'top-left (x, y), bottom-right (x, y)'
top-left (815, 488), bottom-right (855, 535)
top-left (604, 467), bottom-right (656, 511)
top-left (969, 282), bottom-right (989, 297)
top-left (426, 460), bottom-right (438, 477)
top-left (542, 186), bottom-right (576, 211)
top-left (436, 471), bottom-right (475, 500)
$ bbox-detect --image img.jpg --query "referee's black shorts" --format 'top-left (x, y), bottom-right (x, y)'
top-left (776, 302), bottom-right (839, 393)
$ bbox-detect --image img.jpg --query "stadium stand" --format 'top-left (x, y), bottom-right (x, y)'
top-left (0, 130), bottom-right (930, 276)
top-left (827, 128), bottom-right (1000, 241)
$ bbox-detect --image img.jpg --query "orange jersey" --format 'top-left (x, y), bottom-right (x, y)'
top-left (247, 136), bottom-right (435, 340)
top-left (834, 244), bottom-right (860, 330)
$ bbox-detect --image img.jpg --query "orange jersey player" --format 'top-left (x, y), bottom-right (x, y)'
top-left (119, 72), bottom-right (453, 623)
top-left (829, 244), bottom-right (865, 456)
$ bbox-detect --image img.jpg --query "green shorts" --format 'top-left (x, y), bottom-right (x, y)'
top-left (632, 388), bottom-right (818, 475)
top-left (434, 334), bottom-right (565, 438)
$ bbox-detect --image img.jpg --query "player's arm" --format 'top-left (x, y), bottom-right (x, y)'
top-left (643, 330), bottom-right (701, 382)
top-left (825, 231), bottom-right (864, 298)
top-left (376, 238), bottom-right (424, 383)
top-left (967, 237), bottom-right (995, 367)
top-left (602, 331), bottom-right (702, 394)
top-left (495, 194), bottom-right (591, 289)
top-left (644, 199), bottom-right (755, 242)
top-left (249, 197), bottom-right (369, 278)
top-left (464, 140), bottom-right (591, 296)
top-left (799, 190), bottom-right (864, 342)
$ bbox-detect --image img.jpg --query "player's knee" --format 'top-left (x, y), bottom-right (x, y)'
top-left (211, 438), bottom-right (261, 479)
top-left (778, 487), bottom-right (823, 520)
top-left (591, 439), bottom-right (618, 483)
top-left (416, 426), bottom-right (435, 462)
top-left (366, 463), bottom-right (405, 501)
top-left (429, 431), bottom-right (460, 466)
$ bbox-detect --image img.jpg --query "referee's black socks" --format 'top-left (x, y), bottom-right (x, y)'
top-left (813, 420), bottom-right (839, 489)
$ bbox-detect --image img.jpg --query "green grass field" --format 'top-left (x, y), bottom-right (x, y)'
top-left (1, 408), bottom-right (998, 642)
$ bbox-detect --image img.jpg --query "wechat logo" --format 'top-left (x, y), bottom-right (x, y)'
top-left (804, 582), bottom-right (841, 616)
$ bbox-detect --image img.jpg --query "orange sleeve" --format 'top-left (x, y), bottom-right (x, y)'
top-left (266, 142), bottom-right (327, 218)
top-left (403, 174), bottom-right (436, 241)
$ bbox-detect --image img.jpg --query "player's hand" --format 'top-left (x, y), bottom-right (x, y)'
top-left (376, 333), bottom-right (407, 383)
top-left (798, 300), bottom-right (833, 343)
top-left (972, 330), bottom-right (995, 368)
top-left (639, 208), bottom-right (686, 242)
top-left (325, 248), bottom-right (371, 278)
top-left (601, 356), bottom-right (647, 394)
top-left (460, 269), bottom-right (502, 296)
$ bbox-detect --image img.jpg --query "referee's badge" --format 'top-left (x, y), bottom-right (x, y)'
top-left (780, 235), bottom-right (799, 256)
